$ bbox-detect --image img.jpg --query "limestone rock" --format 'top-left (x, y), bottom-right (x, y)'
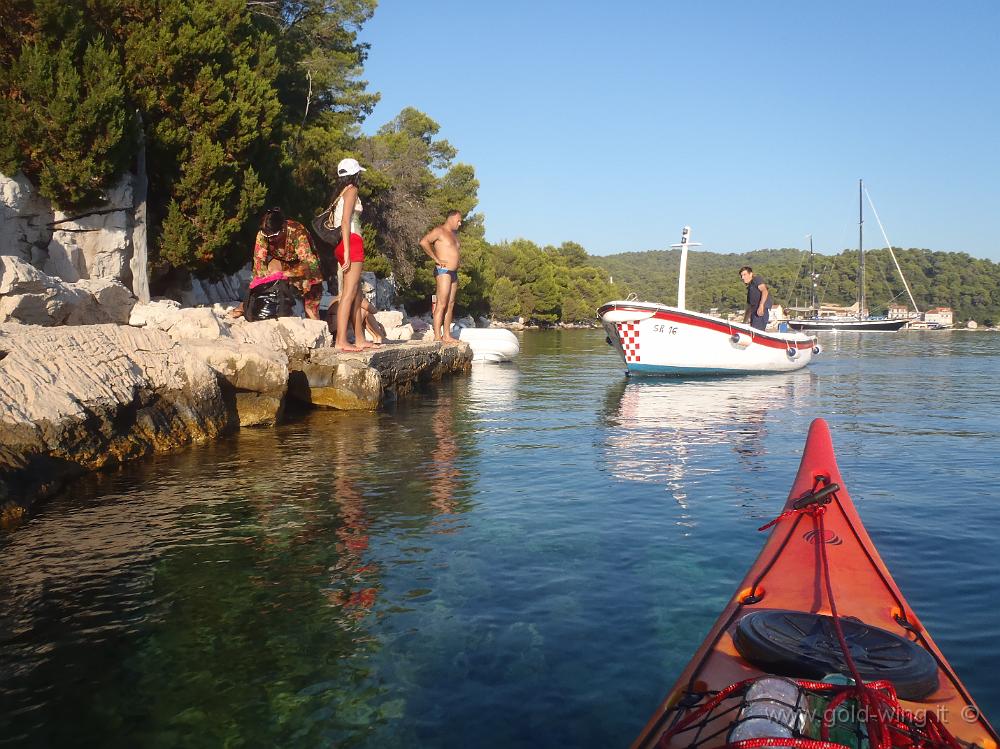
top-left (224, 316), bottom-right (333, 358)
top-left (0, 255), bottom-right (134, 326)
top-left (364, 341), bottom-right (471, 400)
top-left (180, 338), bottom-right (289, 394)
top-left (385, 323), bottom-right (414, 342)
top-left (73, 278), bottom-right (136, 324)
top-left (45, 175), bottom-right (133, 282)
top-left (409, 316), bottom-right (431, 333)
top-left (173, 268), bottom-right (249, 307)
top-left (166, 307), bottom-right (223, 341)
top-left (289, 356), bottom-right (383, 410)
top-left (290, 341), bottom-right (471, 410)
top-left (0, 323), bottom-right (232, 521)
top-left (374, 274), bottom-right (398, 309)
top-left (178, 334), bottom-right (291, 428)
top-left (361, 271), bottom-right (377, 305)
top-left (233, 390), bottom-right (286, 428)
top-left (0, 171), bottom-right (52, 263)
top-left (0, 254), bottom-right (52, 295)
top-left (375, 310), bottom-right (404, 330)
top-left (128, 298), bottom-right (184, 329)
top-left (376, 310), bottom-right (413, 340)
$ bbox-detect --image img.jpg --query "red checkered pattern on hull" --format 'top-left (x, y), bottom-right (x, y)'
top-left (616, 322), bottom-right (640, 362)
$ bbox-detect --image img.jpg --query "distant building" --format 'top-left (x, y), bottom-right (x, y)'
top-left (924, 307), bottom-right (954, 327)
top-left (888, 303), bottom-right (910, 320)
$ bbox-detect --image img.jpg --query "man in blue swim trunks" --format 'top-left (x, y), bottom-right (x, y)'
top-left (420, 210), bottom-right (463, 343)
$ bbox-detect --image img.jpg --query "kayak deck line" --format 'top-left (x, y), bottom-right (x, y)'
top-left (633, 418), bottom-right (998, 749)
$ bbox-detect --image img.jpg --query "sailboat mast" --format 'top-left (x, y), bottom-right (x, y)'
top-left (809, 234), bottom-right (817, 314)
top-left (858, 179), bottom-right (865, 320)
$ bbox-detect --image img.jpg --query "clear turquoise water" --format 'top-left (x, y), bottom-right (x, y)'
top-left (2, 330), bottom-right (999, 748)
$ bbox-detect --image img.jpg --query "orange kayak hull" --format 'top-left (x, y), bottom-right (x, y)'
top-left (633, 418), bottom-right (997, 749)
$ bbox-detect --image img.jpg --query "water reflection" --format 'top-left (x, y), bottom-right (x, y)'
top-left (602, 374), bottom-right (816, 508)
top-left (427, 391), bottom-right (461, 519)
top-left (0, 403), bottom-right (484, 746)
top-left (465, 362), bottom-right (520, 414)
top-left (325, 417), bottom-right (380, 616)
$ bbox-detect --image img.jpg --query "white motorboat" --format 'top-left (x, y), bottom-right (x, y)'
top-left (598, 227), bottom-right (820, 376)
top-left (455, 327), bottom-right (520, 363)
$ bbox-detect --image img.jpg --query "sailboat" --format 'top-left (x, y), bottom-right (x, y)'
top-left (786, 180), bottom-right (911, 332)
top-left (598, 227), bottom-right (820, 376)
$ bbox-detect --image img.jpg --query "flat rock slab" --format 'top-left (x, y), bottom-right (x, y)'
top-left (292, 340), bottom-right (472, 410)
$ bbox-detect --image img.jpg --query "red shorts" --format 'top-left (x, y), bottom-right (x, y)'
top-left (335, 233), bottom-right (364, 265)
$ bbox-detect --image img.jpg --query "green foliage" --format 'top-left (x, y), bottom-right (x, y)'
top-left (250, 0), bottom-right (379, 217)
top-left (3, 0), bottom-right (378, 277)
top-left (357, 107), bottom-right (480, 284)
top-left (488, 276), bottom-right (521, 320)
top-left (123, 0), bottom-right (282, 271)
top-left (445, 238), bottom-right (613, 325)
top-left (0, 33), bottom-right (133, 208)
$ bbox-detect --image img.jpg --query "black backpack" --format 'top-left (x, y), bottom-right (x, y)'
top-left (245, 278), bottom-right (296, 321)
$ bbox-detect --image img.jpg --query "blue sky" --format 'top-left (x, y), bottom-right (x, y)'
top-left (358, 1), bottom-right (999, 260)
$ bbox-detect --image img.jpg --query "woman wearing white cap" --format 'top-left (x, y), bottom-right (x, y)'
top-left (330, 157), bottom-right (370, 352)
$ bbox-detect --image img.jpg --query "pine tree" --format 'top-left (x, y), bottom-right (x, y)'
top-left (0, 31), bottom-right (133, 208)
top-left (122, 0), bottom-right (281, 271)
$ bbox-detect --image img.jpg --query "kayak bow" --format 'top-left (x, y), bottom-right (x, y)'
top-left (634, 418), bottom-right (997, 749)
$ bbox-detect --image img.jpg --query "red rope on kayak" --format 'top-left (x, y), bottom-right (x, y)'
top-left (812, 505), bottom-right (963, 749)
top-left (656, 680), bottom-right (756, 747)
top-left (726, 739), bottom-right (848, 749)
top-left (757, 507), bottom-right (803, 532)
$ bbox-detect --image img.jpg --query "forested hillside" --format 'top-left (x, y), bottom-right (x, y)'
top-left (589, 247), bottom-right (1000, 326)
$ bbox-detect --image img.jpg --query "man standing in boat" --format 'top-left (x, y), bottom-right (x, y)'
top-left (420, 210), bottom-right (463, 343)
top-left (740, 266), bottom-right (772, 331)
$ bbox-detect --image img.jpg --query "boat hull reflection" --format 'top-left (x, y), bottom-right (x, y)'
top-left (603, 374), bottom-right (816, 507)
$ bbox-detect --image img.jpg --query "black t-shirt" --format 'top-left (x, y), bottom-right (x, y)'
top-left (746, 275), bottom-right (772, 311)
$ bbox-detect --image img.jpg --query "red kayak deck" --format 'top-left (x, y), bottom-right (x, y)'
top-left (633, 418), bottom-right (997, 749)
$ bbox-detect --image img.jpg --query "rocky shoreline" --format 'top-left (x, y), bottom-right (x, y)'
top-left (0, 284), bottom-right (473, 527)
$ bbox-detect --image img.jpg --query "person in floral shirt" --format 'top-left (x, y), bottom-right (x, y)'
top-left (248, 207), bottom-right (324, 319)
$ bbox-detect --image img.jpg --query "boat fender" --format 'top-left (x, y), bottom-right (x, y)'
top-left (731, 333), bottom-right (752, 348)
top-left (812, 343), bottom-right (822, 355)
top-left (727, 677), bottom-right (806, 745)
top-left (786, 346), bottom-right (798, 358)
top-left (732, 609), bottom-right (939, 700)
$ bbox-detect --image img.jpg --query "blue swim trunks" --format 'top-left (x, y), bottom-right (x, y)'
top-left (435, 266), bottom-right (458, 281)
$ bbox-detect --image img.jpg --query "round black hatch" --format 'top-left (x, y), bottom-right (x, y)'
top-left (733, 609), bottom-right (939, 700)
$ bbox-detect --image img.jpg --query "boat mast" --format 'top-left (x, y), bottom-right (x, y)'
top-left (671, 226), bottom-right (701, 310)
top-left (863, 186), bottom-right (921, 315)
top-left (808, 234), bottom-right (817, 315)
top-left (858, 179), bottom-right (865, 320)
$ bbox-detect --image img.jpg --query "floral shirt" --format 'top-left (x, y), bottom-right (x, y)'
top-left (252, 219), bottom-right (323, 296)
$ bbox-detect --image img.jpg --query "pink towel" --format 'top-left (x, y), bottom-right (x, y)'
top-left (249, 271), bottom-right (287, 290)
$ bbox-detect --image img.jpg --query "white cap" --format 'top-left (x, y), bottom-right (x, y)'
top-left (337, 157), bottom-right (366, 177)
